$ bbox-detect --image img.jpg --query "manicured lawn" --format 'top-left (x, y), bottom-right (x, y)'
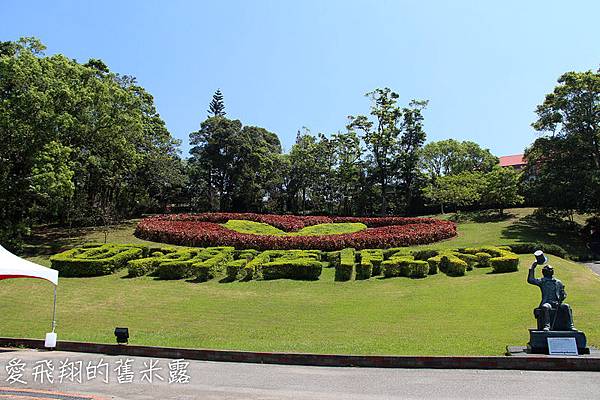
top-left (2, 255), bottom-right (599, 355)
top-left (4, 207), bottom-right (596, 356)
top-left (221, 220), bottom-right (367, 236)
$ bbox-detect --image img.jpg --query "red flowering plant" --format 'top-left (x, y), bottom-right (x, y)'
top-left (135, 213), bottom-right (456, 251)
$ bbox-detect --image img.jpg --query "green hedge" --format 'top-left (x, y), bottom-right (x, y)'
top-left (475, 252), bottom-right (491, 267)
top-left (261, 259), bottom-right (322, 281)
top-left (382, 257), bottom-right (429, 278)
top-left (359, 249), bottom-right (383, 277)
top-left (50, 244), bottom-right (146, 277)
top-left (225, 259), bottom-right (248, 281)
top-left (335, 248), bottom-right (355, 281)
top-left (502, 242), bottom-right (568, 259)
top-left (52, 243), bottom-right (521, 282)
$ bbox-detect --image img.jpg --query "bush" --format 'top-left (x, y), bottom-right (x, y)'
top-left (261, 259), bottom-right (322, 281)
top-left (50, 244), bottom-right (146, 277)
top-left (157, 260), bottom-right (196, 280)
top-left (489, 255), bottom-right (519, 273)
top-left (135, 213), bottom-right (457, 251)
top-left (356, 262), bottom-right (373, 280)
top-left (359, 249), bottom-right (383, 276)
top-left (335, 248), bottom-right (355, 281)
top-left (193, 249), bottom-right (234, 282)
top-left (326, 251), bottom-right (340, 268)
top-left (382, 257), bottom-right (429, 278)
top-left (438, 254), bottom-right (467, 276)
top-left (411, 248), bottom-right (439, 261)
top-left (503, 242), bottom-right (568, 259)
top-left (475, 252), bottom-right (491, 267)
top-left (127, 258), bottom-right (161, 277)
top-left (454, 253), bottom-right (478, 271)
top-left (411, 260), bottom-right (430, 278)
top-left (225, 259), bottom-right (248, 281)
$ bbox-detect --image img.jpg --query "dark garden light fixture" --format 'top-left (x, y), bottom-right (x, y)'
top-left (114, 327), bottom-right (129, 344)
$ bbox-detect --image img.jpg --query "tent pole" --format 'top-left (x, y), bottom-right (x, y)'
top-left (51, 285), bottom-right (57, 333)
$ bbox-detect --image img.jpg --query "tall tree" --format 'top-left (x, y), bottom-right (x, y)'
top-left (208, 89), bottom-right (226, 117)
top-left (420, 139), bottom-right (498, 180)
top-left (524, 69), bottom-right (600, 215)
top-left (0, 37), bottom-right (183, 250)
top-left (347, 88), bottom-right (428, 215)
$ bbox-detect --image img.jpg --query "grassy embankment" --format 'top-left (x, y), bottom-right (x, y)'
top-left (1, 207), bottom-right (597, 356)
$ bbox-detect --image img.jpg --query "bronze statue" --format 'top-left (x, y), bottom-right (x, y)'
top-left (527, 251), bottom-right (575, 331)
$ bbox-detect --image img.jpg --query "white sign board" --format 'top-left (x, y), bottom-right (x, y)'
top-left (547, 337), bottom-right (578, 355)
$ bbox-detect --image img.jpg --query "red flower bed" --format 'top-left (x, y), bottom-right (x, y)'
top-left (135, 213), bottom-right (457, 251)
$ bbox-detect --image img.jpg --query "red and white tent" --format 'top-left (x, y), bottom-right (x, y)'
top-left (0, 245), bottom-right (59, 344)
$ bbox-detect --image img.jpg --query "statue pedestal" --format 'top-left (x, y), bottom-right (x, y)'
top-left (528, 329), bottom-right (589, 354)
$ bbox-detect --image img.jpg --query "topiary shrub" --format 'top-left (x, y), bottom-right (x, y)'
top-left (157, 260), bottom-right (196, 280)
top-left (359, 249), bottom-right (383, 277)
top-left (127, 258), bottom-right (162, 277)
top-left (411, 248), bottom-right (439, 261)
top-left (454, 253), bottom-right (478, 271)
top-left (193, 248), bottom-right (234, 282)
top-left (438, 254), bottom-right (467, 276)
top-left (489, 254), bottom-right (519, 273)
top-left (383, 248), bottom-right (412, 259)
top-left (335, 248), bottom-right (355, 281)
top-left (50, 244), bottom-right (146, 277)
top-left (382, 256), bottom-right (429, 278)
top-left (261, 259), bottom-right (322, 281)
top-left (356, 262), bottom-right (373, 280)
top-left (502, 242), bottom-right (567, 259)
top-left (225, 259), bottom-right (248, 281)
top-left (475, 252), bottom-right (491, 267)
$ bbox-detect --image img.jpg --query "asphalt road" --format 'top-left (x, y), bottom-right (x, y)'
top-left (0, 350), bottom-right (599, 399)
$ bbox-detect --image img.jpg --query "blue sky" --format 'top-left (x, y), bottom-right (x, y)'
top-left (2, 0), bottom-right (599, 156)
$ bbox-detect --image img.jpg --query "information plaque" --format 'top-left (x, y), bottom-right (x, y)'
top-left (547, 337), bottom-right (578, 355)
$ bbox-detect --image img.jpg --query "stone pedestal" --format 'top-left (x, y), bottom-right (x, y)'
top-left (528, 329), bottom-right (589, 354)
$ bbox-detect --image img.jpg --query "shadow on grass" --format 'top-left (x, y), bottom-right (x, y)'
top-left (449, 210), bottom-right (516, 223)
top-left (501, 214), bottom-right (591, 260)
top-left (22, 221), bottom-right (139, 257)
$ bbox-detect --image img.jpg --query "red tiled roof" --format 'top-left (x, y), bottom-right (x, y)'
top-left (499, 154), bottom-right (525, 167)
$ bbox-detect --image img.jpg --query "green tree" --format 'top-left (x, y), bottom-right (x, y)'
top-left (525, 69), bottom-right (600, 215)
top-left (482, 166), bottom-right (524, 215)
top-left (189, 116), bottom-right (282, 212)
top-left (208, 89), bottom-right (226, 117)
top-left (420, 139), bottom-right (498, 180)
top-left (422, 172), bottom-right (484, 214)
top-left (0, 37), bottom-right (183, 249)
top-left (348, 88), bottom-right (428, 215)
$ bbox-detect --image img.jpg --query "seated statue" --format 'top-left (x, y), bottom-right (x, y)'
top-left (527, 257), bottom-right (575, 331)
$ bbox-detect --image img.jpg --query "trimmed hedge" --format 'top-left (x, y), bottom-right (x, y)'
top-left (261, 259), bottom-right (322, 281)
top-left (50, 244), bottom-right (147, 277)
top-left (135, 213), bottom-right (457, 250)
top-left (335, 248), bottom-right (355, 281)
top-left (52, 243), bottom-right (521, 282)
top-left (502, 242), bottom-right (568, 259)
top-left (382, 257), bottom-right (429, 278)
top-left (225, 259), bottom-right (248, 281)
top-left (358, 249), bottom-right (383, 278)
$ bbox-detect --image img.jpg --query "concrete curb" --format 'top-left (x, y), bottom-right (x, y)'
top-left (1, 337), bottom-right (599, 371)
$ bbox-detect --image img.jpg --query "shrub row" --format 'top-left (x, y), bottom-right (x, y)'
top-left (135, 214), bottom-right (457, 251)
top-left (50, 244), bottom-right (147, 277)
top-left (50, 244), bottom-right (520, 282)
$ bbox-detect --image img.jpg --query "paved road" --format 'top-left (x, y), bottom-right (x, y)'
top-left (0, 350), bottom-right (599, 400)
top-left (583, 260), bottom-right (600, 277)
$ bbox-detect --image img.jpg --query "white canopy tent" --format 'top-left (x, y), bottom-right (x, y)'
top-left (0, 245), bottom-right (59, 344)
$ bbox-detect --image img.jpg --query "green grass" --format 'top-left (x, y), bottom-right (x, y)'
top-left (2, 255), bottom-right (599, 355)
top-left (5, 207), bottom-right (597, 356)
top-left (221, 220), bottom-right (367, 236)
